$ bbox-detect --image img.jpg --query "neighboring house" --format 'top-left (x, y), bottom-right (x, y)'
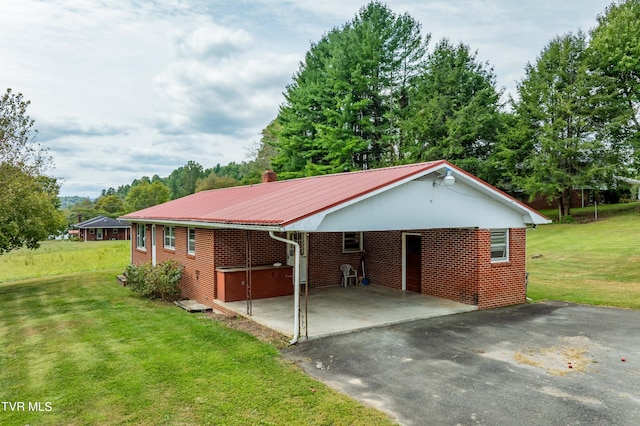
top-left (73, 215), bottom-right (131, 241)
top-left (121, 161), bottom-right (550, 336)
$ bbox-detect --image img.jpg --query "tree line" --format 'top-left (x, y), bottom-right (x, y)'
top-left (3, 0), bottom-right (639, 253)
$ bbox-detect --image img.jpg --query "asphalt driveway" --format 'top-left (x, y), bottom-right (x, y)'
top-left (283, 302), bottom-right (640, 425)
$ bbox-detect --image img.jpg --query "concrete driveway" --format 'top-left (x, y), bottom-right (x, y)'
top-left (283, 302), bottom-right (640, 425)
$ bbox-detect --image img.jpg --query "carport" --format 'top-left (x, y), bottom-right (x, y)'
top-left (215, 284), bottom-right (477, 339)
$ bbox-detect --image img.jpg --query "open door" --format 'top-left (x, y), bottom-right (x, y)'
top-left (404, 234), bottom-right (421, 293)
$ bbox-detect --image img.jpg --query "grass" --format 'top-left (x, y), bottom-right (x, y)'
top-left (0, 272), bottom-right (394, 425)
top-left (0, 240), bottom-right (130, 283)
top-left (527, 203), bottom-right (640, 309)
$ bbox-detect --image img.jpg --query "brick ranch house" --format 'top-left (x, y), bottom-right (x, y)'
top-left (121, 161), bottom-right (549, 340)
top-left (73, 215), bottom-right (131, 241)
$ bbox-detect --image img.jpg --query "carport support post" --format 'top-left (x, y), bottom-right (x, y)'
top-left (269, 231), bottom-right (300, 344)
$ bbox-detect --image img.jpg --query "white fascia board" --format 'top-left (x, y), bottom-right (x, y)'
top-left (123, 218), bottom-right (281, 232)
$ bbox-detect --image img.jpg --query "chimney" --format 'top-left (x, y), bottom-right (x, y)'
top-left (262, 170), bottom-right (277, 183)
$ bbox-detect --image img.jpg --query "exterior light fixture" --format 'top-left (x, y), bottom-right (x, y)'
top-left (443, 168), bottom-right (455, 186)
top-left (434, 168), bottom-right (456, 187)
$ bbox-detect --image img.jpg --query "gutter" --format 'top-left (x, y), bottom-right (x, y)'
top-left (121, 218), bottom-right (282, 233)
top-left (269, 231), bottom-right (300, 344)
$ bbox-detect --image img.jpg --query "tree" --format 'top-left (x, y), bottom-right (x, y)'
top-left (125, 180), bottom-right (170, 212)
top-left (0, 164), bottom-right (66, 253)
top-left (506, 32), bottom-right (619, 217)
top-left (95, 194), bottom-right (125, 217)
top-left (165, 161), bottom-right (205, 199)
top-left (0, 88), bottom-right (65, 253)
top-left (403, 39), bottom-right (504, 181)
top-left (587, 0), bottom-right (640, 168)
top-left (271, 1), bottom-right (429, 176)
top-left (195, 173), bottom-right (240, 192)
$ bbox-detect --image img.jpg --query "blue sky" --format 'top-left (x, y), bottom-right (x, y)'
top-left (0, 0), bottom-right (611, 197)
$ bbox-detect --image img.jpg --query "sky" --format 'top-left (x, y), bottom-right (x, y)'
top-left (0, 0), bottom-right (612, 198)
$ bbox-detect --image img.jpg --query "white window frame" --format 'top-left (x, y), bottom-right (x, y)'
top-left (187, 228), bottom-right (196, 255)
top-left (490, 229), bottom-right (509, 263)
top-left (164, 226), bottom-right (175, 250)
top-left (112, 228), bottom-right (118, 234)
top-left (343, 232), bottom-right (363, 253)
top-left (136, 224), bottom-right (146, 251)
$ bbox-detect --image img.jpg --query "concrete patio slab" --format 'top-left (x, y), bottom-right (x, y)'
top-left (215, 285), bottom-right (477, 339)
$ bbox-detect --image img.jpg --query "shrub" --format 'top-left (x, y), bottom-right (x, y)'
top-left (124, 260), bottom-right (184, 301)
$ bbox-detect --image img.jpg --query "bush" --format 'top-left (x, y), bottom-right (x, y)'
top-left (124, 260), bottom-right (184, 301)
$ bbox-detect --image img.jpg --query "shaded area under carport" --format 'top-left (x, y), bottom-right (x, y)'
top-left (215, 285), bottom-right (477, 339)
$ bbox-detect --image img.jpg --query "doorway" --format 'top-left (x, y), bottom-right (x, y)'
top-left (403, 234), bottom-right (422, 293)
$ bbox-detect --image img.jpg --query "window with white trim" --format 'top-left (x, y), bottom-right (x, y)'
top-left (187, 228), bottom-right (196, 255)
top-left (343, 232), bottom-right (363, 253)
top-left (490, 229), bottom-right (509, 262)
top-left (164, 226), bottom-right (175, 249)
top-left (136, 224), bottom-right (146, 250)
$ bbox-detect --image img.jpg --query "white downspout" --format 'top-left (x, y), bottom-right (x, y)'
top-left (269, 231), bottom-right (300, 344)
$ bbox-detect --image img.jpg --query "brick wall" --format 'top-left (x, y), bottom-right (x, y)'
top-left (477, 228), bottom-right (527, 309)
top-left (81, 227), bottom-right (130, 241)
top-left (129, 224), bottom-right (526, 310)
top-left (307, 233), bottom-right (365, 287)
top-left (363, 231), bottom-right (403, 289)
top-left (423, 229), bottom-right (480, 305)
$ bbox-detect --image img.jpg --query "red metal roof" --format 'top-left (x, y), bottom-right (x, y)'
top-left (121, 161), bottom-right (446, 227)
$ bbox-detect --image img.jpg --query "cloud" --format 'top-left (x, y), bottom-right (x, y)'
top-left (153, 23), bottom-right (299, 137)
top-left (36, 119), bottom-right (133, 142)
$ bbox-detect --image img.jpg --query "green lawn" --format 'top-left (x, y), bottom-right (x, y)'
top-left (527, 205), bottom-right (640, 309)
top-left (0, 241), bottom-right (392, 425)
top-left (0, 240), bottom-right (130, 283)
top-left (0, 271), bottom-right (394, 425)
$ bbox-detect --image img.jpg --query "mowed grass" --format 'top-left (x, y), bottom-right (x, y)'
top-left (527, 204), bottom-right (640, 309)
top-left (0, 240), bottom-right (130, 283)
top-left (0, 272), bottom-right (394, 425)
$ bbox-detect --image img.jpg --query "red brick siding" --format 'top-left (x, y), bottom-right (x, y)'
top-left (307, 233), bottom-right (366, 287)
top-left (129, 224), bottom-right (527, 310)
top-left (363, 231), bottom-right (403, 289)
top-left (81, 228), bottom-right (130, 241)
top-left (477, 228), bottom-right (527, 309)
top-left (423, 229), bottom-right (479, 305)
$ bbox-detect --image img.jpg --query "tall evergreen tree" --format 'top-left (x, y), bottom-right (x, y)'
top-left (587, 0), bottom-right (640, 169)
top-left (506, 32), bottom-right (619, 217)
top-left (403, 39), bottom-right (503, 181)
top-left (271, 1), bottom-right (428, 176)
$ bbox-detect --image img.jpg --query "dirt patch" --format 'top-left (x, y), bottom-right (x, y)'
top-left (206, 312), bottom-right (291, 349)
top-left (515, 336), bottom-right (595, 376)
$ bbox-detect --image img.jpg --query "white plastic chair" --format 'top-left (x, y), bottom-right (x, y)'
top-left (340, 264), bottom-right (358, 287)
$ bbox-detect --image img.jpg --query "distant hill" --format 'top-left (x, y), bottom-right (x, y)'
top-left (60, 196), bottom-right (91, 209)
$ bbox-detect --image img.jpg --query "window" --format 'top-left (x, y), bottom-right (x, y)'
top-left (490, 229), bottom-right (509, 262)
top-left (164, 226), bottom-right (175, 249)
top-left (89, 229), bottom-right (95, 234)
top-left (343, 232), bottom-right (363, 253)
top-left (136, 224), bottom-right (146, 250)
top-left (187, 228), bottom-right (196, 255)
top-left (112, 229), bottom-right (118, 234)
